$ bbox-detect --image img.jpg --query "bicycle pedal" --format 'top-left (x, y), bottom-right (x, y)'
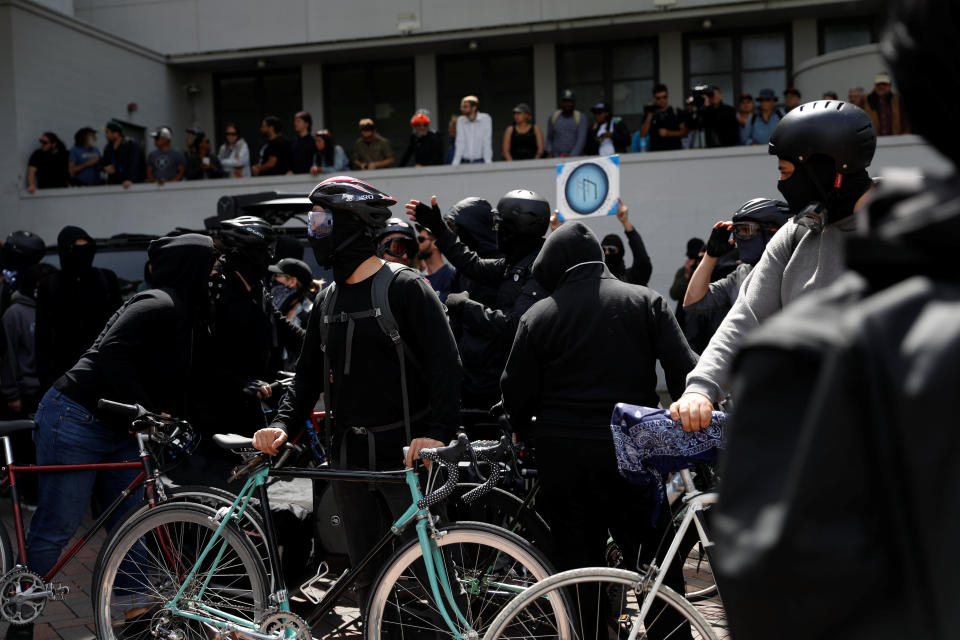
top-left (298, 561), bottom-right (330, 605)
top-left (49, 583), bottom-right (69, 600)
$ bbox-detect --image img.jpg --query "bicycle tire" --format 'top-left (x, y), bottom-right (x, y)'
top-left (448, 483), bottom-right (552, 549)
top-left (0, 522), bottom-right (12, 575)
top-left (481, 566), bottom-right (719, 640)
top-left (93, 503), bottom-right (269, 640)
top-left (364, 521), bottom-right (562, 640)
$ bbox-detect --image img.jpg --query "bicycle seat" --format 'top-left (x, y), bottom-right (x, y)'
top-left (0, 420), bottom-right (37, 437)
top-left (212, 433), bottom-right (255, 451)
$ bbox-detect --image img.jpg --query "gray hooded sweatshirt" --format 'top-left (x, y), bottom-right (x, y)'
top-left (1, 291), bottom-right (40, 401)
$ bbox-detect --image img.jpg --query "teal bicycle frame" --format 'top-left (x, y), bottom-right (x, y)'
top-left (158, 461), bottom-right (477, 639)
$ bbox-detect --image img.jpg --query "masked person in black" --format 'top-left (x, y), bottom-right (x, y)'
top-left (252, 176), bottom-right (460, 606)
top-left (374, 217), bottom-right (418, 267)
top-left (407, 190), bottom-right (549, 412)
top-left (443, 197), bottom-right (502, 308)
top-left (713, 2), bottom-right (960, 637)
top-left (501, 221), bottom-right (698, 640)
top-left (35, 226), bottom-right (122, 388)
top-left (189, 217), bottom-right (304, 460)
top-left (683, 198), bottom-right (791, 344)
top-left (0, 230), bottom-right (46, 318)
top-left (600, 199), bottom-right (653, 285)
top-left (670, 100), bottom-right (878, 431)
top-left (13, 235), bottom-right (217, 640)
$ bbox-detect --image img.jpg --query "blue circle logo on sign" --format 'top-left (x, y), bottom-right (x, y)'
top-left (564, 163), bottom-right (609, 215)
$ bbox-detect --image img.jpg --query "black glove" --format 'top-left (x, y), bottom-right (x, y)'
top-left (243, 380), bottom-right (271, 398)
top-left (706, 226), bottom-right (734, 257)
top-left (444, 291), bottom-right (470, 318)
top-left (414, 201), bottom-right (446, 235)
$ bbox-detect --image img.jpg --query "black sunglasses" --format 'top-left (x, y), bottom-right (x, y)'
top-left (417, 235), bottom-right (430, 242)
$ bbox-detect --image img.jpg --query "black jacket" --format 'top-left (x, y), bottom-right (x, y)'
top-left (55, 234), bottom-right (215, 429)
top-left (102, 138), bottom-right (145, 184)
top-left (602, 229), bottom-right (652, 285)
top-left (36, 226), bottom-right (123, 387)
top-left (702, 103), bottom-right (740, 148)
top-left (399, 131), bottom-right (444, 167)
top-left (272, 265), bottom-right (460, 463)
top-left (714, 173), bottom-right (960, 639)
top-left (501, 222), bottom-right (697, 439)
top-left (584, 118), bottom-right (632, 155)
top-left (435, 223), bottom-right (546, 406)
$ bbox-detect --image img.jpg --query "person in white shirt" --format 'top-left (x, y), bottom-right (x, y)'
top-left (452, 95), bottom-right (493, 165)
top-left (218, 123), bottom-right (251, 178)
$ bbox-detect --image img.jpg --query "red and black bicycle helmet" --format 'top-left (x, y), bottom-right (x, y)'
top-left (308, 176), bottom-right (396, 228)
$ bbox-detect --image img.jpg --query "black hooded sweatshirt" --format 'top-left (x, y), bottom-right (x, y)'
top-left (54, 234), bottom-right (216, 430)
top-left (601, 230), bottom-right (653, 285)
top-left (501, 222), bottom-right (698, 440)
top-left (36, 226), bottom-right (122, 387)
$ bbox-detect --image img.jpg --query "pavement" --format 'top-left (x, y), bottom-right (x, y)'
top-left (1, 506), bottom-right (104, 640)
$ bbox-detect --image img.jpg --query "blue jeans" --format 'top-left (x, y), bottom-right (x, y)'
top-left (26, 388), bottom-right (141, 577)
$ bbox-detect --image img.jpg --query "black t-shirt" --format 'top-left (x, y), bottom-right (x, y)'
top-left (703, 103), bottom-right (740, 148)
top-left (648, 107), bottom-right (685, 152)
top-left (290, 134), bottom-right (315, 174)
top-left (258, 136), bottom-right (292, 175)
top-left (28, 149), bottom-right (69, 189)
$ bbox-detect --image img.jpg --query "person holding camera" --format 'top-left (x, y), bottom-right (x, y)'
top-left (639, 84), bottom-right (688, 151)
top-left (697, 86), bottom-right (740, 148)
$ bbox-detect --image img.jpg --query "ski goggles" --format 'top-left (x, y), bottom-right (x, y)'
top-left (380, 236), bottom-right (417, 259)
top-left (731, 221), bottom-right (762, 240)
top-left (307, 207), bottom-right (334, 239)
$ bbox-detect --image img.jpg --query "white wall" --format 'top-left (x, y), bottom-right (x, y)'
top-left (794, 43), bottom-right (890, 100)
top-left (9, 136), bottom-right (950, 300)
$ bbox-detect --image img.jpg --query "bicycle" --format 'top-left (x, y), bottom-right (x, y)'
top-left (480, 468), bottom-right (723, 640)
top-left (0, 401), bottom-right (267, 630)
top-left (92, 429), bottom-right (565, 639)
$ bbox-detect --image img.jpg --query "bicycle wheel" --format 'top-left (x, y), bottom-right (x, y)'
top-left (481, 567), bottom-right (719, 640)
top-left (365, 521), bottom-right (562, 640)
top-left (448, 484), bottom-right (552, 549)
top-left (0, 523), bottom-right (12, 574)
top-left (94, 503), bottom-right (269, 640)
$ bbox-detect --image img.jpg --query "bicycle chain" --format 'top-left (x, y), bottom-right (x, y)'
top-left (259, 610), bottom-right (312, 639)
top-left (0, 569), bottom-right (47, 625)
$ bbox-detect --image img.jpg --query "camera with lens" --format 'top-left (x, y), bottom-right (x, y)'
top-left (690, 84), bottom-right (715, 105)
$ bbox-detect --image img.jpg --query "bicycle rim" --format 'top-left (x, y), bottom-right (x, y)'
top-left (481, 567), bottom-right (720, 640)
top-left (365, 521), bottom-right (563, 640)
top-left (94, 503), bottom-right (268, 640)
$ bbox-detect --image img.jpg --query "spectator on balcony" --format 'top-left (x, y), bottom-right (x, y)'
top-left (502, 103), bottom-right (543, 161)
top-left (546, 88), bottom-right (587, 158)
top-left (445, 115), bottom-right (458, 164)
top-left (218, 123), bottom-right (250, 178)
top-left (26, 132), bottom-right (68, 193)
top-left (186, 133), bottom-right (225, 180)
top-left (290, 110), bottom-right (315, 174)
top-left (352, 118), bottom-right (395, 170)
top-left (862, 72), bottom-right (910, 136)
top-left (101, 121), bottom-right (145, 188)
top-left (585, 102), bottom-right (631, 156)
top-left (847, 87), bottom-right (865, 108)
top-left (68, 127), bottom-right (102, 186)
top-left (185, 127), bottom-right (201, 151)
top-left (701, 87), bottom-right (740, 148)
top-left (742, 88), bottom-right (783, 146)
top-left (639, 84), bottom-right (688, 152)
top-left (783, 87), bottom-right (802, 112)
top-left (452, 95), bottom-right (492, 165)
top-left (736, 93), bottom-right (755, 144)
top-left (310, 129), bottom-right (349, 175)
top-left (400, 110), bottom-right (444, 167)
top-left (146, 126), bottom-right (186, 184)
top-left (252, 116), bottom-right (291, 176)
top-left (822, 91), bottom-right (839, 100)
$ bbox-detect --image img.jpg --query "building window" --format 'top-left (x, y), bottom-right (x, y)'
top-left (323, 60), bottom-right (415, 165)
top-left (686, 29), bottom-right (790, 105)
top-left (819, 19), bottom-right (876, 55)
top-left (213, 69), bottom-right (302, 153)
top-left (437, 51), bottom-right (534, 161)
top-left (557, 41), bottom-right (657, 133)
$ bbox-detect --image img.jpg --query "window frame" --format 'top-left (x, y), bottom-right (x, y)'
top-left (682, 26), bottom-right (793, 104)
top-left (212, 67), bottom-right (303, 150)
top-left (817, 16), bottom-right (878, 56)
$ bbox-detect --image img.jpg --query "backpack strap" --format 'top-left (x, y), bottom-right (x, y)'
top-left (318, 283), bottom-right (339, 449)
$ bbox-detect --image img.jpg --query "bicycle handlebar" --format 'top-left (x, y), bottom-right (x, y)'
top-left (415, 434), bottom-right (514, 509)
top-left (98, 399), bottom-right (145, 420)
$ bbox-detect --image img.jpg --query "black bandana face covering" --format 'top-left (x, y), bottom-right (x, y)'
top-left (308, 207), bottom-right (377, 283)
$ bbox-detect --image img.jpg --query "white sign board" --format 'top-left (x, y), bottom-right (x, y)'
top-left (555, 155), bottom-right (620, 221)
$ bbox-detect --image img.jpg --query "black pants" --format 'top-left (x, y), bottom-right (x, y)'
top-left (536, 436), bottom-right (690, 640)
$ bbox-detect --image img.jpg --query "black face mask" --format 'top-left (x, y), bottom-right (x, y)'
top-left (736, 235), bottom-right (766, 265)
top-left (777, 155), bottom-right (872, 228)
top-left (497, 227), bottom-right (542, 263)
top-left (62, 243), bottom-right (95, 273)
top-left (309, 208), bottom-right (376, 284)
top-left (776, 164), bottom-right (827, 217)
top-left (228, 252), bottom-right (270, 287)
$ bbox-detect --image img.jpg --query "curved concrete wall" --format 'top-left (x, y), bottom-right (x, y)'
top-left (9, 136), bottom-right (950, 301)
top-left (794, 43), bottom-right (891, 99)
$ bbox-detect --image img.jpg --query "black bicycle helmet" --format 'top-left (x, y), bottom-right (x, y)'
top-left (731, 198), bottom-right (791, 229)
top-left (768, 101), bottom-right (876, 173)
top-left (493, 190), bottom-right (551, 239)
top-left (308, 176), bottom-right (396, 228)
top-left (374, 217), bottom-right (416, 245)
top-left (1, 231), bottom-right (46, 269)
top-left (217, 216), bottom-right (278, 256)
